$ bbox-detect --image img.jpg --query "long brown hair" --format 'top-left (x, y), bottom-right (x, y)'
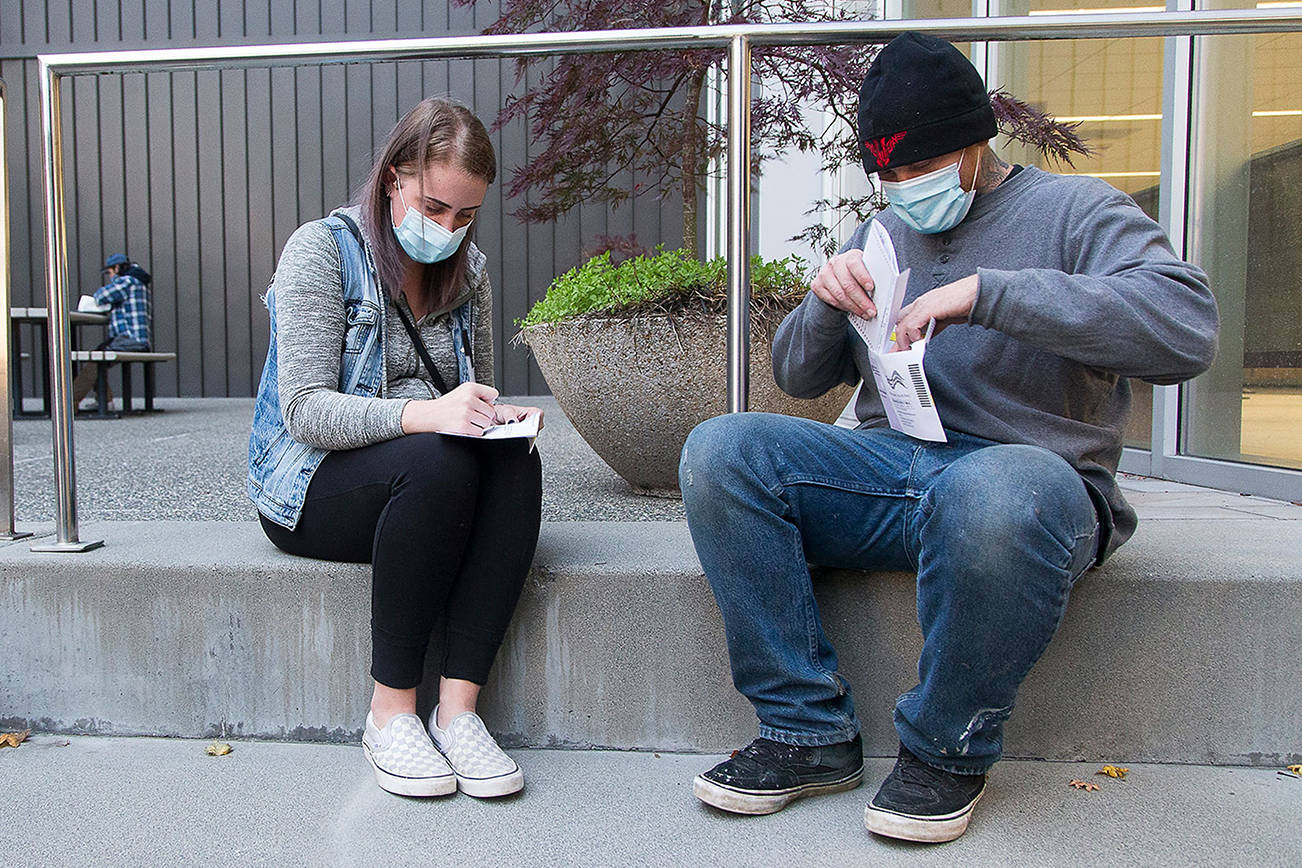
top-left (359, 98), bottom-right (497, 309)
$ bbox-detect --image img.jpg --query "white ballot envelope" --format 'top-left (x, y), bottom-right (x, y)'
top-left (443, 411), bottom-right (541, 451)
top-left (846, 222), bottom-right (946, 443)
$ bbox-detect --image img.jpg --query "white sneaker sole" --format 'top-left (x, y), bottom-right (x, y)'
top-left (693, 767), bottom-right (864, 815)
top-left (863, 783), bottom-right (985, 843)
top-left (363, 744), bottom-right (457, 798)
top-left (455, 766), bottom-right (525, 798)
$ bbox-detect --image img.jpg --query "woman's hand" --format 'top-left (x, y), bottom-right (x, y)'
top-left (401, 382), bottom-right (500, 435)
top-left (491, 403), bottom-right (545, 430)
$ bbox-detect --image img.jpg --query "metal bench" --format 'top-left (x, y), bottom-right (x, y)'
top-left (70, 350), bottom-right (177, 418)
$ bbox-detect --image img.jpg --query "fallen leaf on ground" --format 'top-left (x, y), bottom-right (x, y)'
top-left (1069, 779), bottom-right (1100, 791)
top-left (1286, 765), bottom-right (1302, 778)
top-left (1096, 765), bottom-right (1130, 780)
top-left (205, 741), bottom-right (233, 756)
top-left (0, 730), bottom-right (30, 749)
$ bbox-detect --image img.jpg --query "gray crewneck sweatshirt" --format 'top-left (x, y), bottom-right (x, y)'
top-left (773, 166), bottom-right (1219, 559)
top-left (270, 206), bottom-right (495, 452)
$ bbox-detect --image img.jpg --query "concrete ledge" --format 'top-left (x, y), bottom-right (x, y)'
top-left (1, 518), bottom-right (1299, 763)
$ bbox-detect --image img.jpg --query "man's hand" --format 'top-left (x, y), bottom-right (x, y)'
top-left (810, 250), bottom-right (877, 319)
top-left (893, 274), bottom-right (979, 351)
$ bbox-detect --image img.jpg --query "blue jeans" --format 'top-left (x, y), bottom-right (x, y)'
top-left (679, 413), bottom-right (1100, 774)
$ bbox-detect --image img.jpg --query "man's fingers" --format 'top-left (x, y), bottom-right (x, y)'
top-left (845, 256), bottom-right (877, 304)
top-left (831, 257), bottom-right (875, 318)
top-left (810, 271), bottom-right (838, 308)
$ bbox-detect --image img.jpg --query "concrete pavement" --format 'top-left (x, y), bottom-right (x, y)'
top-left (3, 734), bottom-right (1300, 866)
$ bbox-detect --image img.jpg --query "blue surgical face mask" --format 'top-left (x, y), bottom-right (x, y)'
top-left (392, 178), bottom-right (471, 264)
top-left (880, 150), bottom-right (976, 235)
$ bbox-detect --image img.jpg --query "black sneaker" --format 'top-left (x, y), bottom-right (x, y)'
top-left (693, 734), bottom-right (864, 815)
top-left (864, 743), bottom-right (987, 843)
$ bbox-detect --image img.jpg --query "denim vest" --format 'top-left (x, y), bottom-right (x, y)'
top-left (247, 210), bottom-right (477, 530)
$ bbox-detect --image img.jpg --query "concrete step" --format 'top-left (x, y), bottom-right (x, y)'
top-left (3, 515), bottom-right (1299, 765)
top-left (3, 734), bottom-right (1300, 866)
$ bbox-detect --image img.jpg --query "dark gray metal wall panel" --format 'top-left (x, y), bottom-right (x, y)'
top-left (344, 64), bottom-right (370, 196)
top-left (98, 77), bottom-right (127, 262)
top-left (394, 60), bottom-right (423, 121)
top-left (293, 67), bottom-right (324, 229)
top-left (122, 0), bottom-right (147, 41)
top-left (220, 68), bottom-right (252, 395)
top-left (143, 0), bottom-right (169, 42)
top-left (218, 1), bottom-right (243, 39)
top-left (318, 64), bottom-right (349, 216)
top-left (321, 0), bottom-right (347, 37)
top-left (194, 2), bottom-right (220, 41)
top-left (496, 57), bottom-right (529, 392)
top-left (292, 0), bottom-right (320, 36)
top-left (268, 64), bottom-right (299, 294)
top-left (171, 71), bottom-right (202, 396)
top-left (145, 71), bottom-right (178, 395)
top-left (370, 64), bottom-right (398, 171)
top-left (244, 67), bottom-right (273, 383)
top-left (2, 59), bottom-right (32, 297)
top-left (19, 60), bottom-right (38, 301)
top-left (71, 76), bottom-right (97, 304)
top-left (195, 69), bottom-right (226, 395)
top-left (2, 0), bottom-right (684, 396)
top-left (170, 0), bottom-right (195, 42)
top-left (121, 73), bottom-right (150, 301)
top-left (48, 0), bottom-right (73, 45)
top-left (373, 0), bottom-right (398, 35)
top-left (397, 1), bottom-right (421, 36)
top-left (96, 0), bottom-right (119, 41)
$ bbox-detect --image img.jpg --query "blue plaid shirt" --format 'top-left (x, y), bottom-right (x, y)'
top-left (93, 274), bottom-right (152, 349)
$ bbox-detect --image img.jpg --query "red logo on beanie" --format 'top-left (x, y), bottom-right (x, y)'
top-left (865, 132), bottom-right (907, 168)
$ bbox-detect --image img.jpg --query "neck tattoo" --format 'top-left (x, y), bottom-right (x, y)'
top-left (976, 151), bottom-right (1013, 193)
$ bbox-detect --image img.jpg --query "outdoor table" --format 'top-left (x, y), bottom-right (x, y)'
top-left (10, 307), bottom-right (110, 418)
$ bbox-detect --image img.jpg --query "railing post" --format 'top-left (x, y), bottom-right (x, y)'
top-left (0, 79), bottom-right (33, 542)
top-left (726, 33), bottom-right (752, 414)
top-left (31, 61), bottom-right (101, 553)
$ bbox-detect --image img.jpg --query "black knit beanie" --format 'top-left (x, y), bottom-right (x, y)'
top-left (857, 32), bottom-right (998, 174)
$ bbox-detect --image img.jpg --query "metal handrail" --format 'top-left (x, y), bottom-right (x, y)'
top-left (30, 9), bottom-right (1302, 549)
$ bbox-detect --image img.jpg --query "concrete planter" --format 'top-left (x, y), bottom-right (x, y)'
top-left (521, 313), bottom-right (854, 494)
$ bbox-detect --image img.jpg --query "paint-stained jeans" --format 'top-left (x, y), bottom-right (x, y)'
top-left (679, 413), bottom-right (1100, 775)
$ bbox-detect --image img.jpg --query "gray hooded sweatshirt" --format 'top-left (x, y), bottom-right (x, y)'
top-left (772, 167), bottom-right (1219, 560)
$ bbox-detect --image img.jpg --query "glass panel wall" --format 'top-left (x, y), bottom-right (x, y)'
top-left (1184, 27), bottom-right (1302, 471)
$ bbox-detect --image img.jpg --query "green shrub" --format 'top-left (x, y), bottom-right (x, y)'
top-left (519, 248), bottom-right (810, 329)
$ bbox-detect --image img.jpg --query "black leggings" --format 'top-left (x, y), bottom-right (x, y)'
top-left (260, 433), bottom-right (542, 689)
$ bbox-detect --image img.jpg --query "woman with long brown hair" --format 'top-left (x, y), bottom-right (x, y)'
top-left (248, 97), bottom-right (542, 799)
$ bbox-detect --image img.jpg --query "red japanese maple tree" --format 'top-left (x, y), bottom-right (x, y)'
top-left (460, 0), bottom-right (1088, 257)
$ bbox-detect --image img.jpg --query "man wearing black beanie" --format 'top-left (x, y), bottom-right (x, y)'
top-left (680, 33), bottom-right (1219, 842)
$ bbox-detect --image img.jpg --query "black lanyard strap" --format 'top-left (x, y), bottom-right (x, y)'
top-left (392, 301), bottom-right (453, 396)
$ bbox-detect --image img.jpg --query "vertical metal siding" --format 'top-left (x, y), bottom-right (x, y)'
top-left (0, 0), bottom-right (684, 396)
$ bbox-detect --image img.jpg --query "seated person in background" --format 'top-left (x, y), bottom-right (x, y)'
top-left (680, 32), bottom-right (1219, 844)
top-left (73, 252), bottom-right (153, 411)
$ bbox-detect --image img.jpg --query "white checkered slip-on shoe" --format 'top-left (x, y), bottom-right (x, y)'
top-left (362, 711), bottom-right (457, 797)
top-left (428, 706), bottom-right (524, 798)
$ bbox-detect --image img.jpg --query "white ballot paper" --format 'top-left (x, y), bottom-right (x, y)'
top-left (444, 411), bottom-right (541, 451)
top-left (847, 221), bottom-right (946, 442)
